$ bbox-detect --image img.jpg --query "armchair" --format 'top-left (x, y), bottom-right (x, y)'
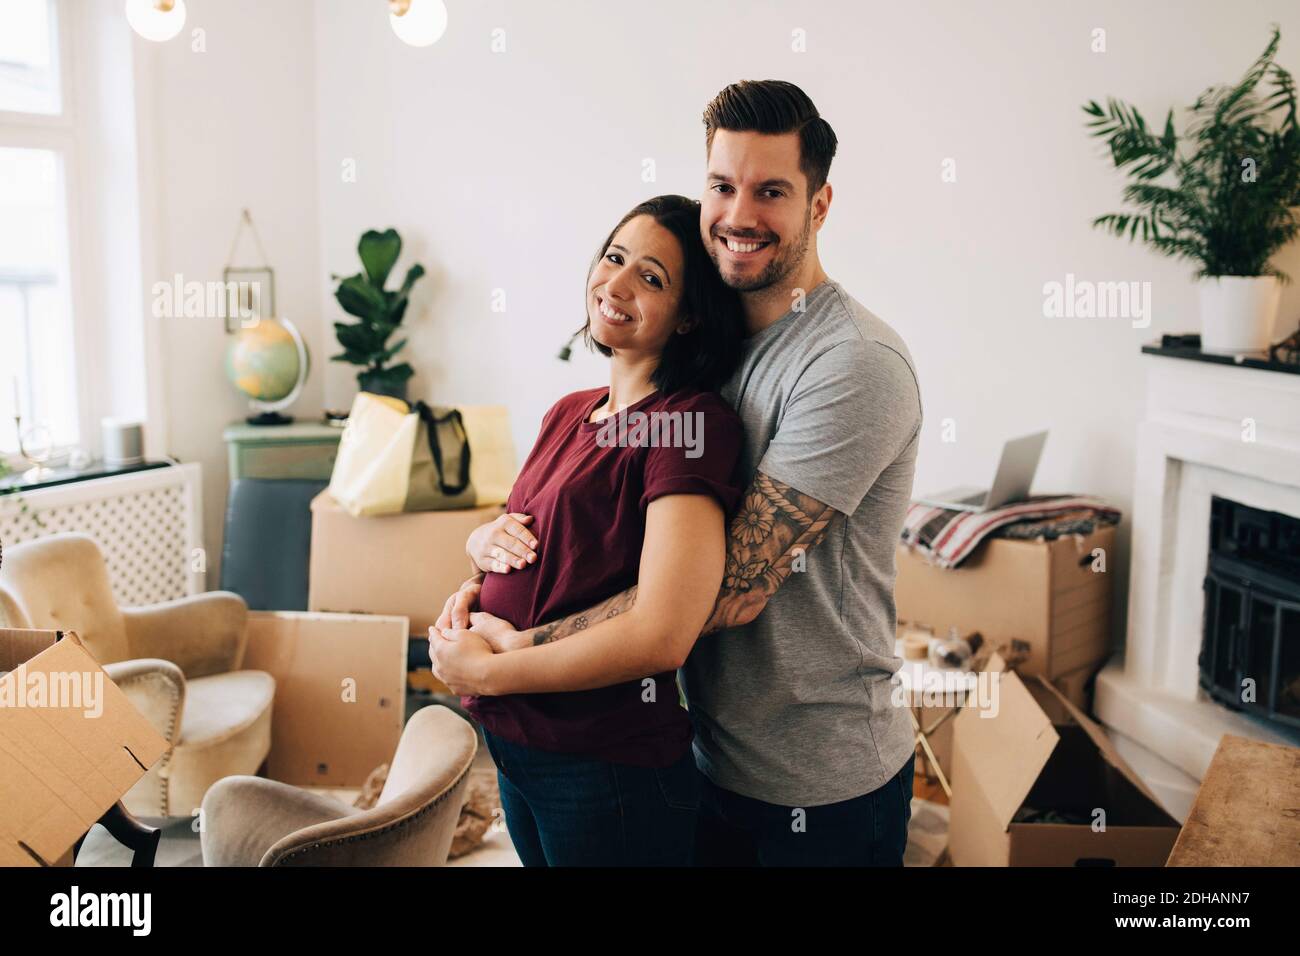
top-left (0, 533), bottom-right (275, 818)
top-left (200, 704), bottom-right (477, 866)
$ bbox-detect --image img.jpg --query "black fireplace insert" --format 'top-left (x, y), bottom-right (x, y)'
top-left (1200, 497), bottom-right (1300, 729)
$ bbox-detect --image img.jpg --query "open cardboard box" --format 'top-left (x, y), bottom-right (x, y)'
top-left (949, 654), bottom-right (1180, 866)
top-left (0, 628), bottom-right (170, 867)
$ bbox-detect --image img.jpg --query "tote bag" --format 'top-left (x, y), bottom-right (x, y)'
top-left (328, 392), bottom-right (515, 517)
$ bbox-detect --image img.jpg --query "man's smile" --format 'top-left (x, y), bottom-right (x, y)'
top-left (715, 232), bottom-right (775, 260)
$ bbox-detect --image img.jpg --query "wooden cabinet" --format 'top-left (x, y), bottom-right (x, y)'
top-left (223, 421), bottom-right (343, 481)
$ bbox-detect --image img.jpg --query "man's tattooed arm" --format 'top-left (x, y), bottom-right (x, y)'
top-left (701, 472), bottom-right (836, 633)
top-left (526, 472), bottom-right (835, 646)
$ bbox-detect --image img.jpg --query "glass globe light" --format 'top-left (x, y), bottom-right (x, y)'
top-left (124, 0), bottom-right (187, 42)
top-left (389, 0), bottom-right (447, 48)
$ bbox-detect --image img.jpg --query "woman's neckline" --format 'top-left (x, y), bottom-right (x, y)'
top-left (579, 387), bottom-right (663, 431)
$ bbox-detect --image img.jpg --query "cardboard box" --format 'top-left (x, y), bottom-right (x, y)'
top-left (895, 525), bottom-right (1116, 679)
top-left (1050, 661), bottom-right (1099, 712)
top-left (308, 491), bottom-right (504, 636)
top-left (949, 655), bottom-right (1180, 866)
top-left (0, 628), bottom-right (169, 867)
top-left (1167, 734), bottom-right (1300, 866)
top-left (243, 611), bottom-right (408, 788)
top-left (897, 628), bottom-right (1103, 787)
top-left (911, 669), bottom-right (1098, 786)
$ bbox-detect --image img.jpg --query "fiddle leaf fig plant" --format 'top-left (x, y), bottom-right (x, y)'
top-left (1083, 25), bottom-right (1300, 280)
top-left (331, 228), bottom-right (426, 398)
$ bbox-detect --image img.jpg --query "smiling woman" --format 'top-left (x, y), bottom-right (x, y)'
top-left (429, 193), bottom-right (749, 867)
top-left (580, 195), bottom-right (744, 396)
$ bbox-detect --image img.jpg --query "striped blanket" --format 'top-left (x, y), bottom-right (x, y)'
top-left (900, 496), bottom-right (1121, 569)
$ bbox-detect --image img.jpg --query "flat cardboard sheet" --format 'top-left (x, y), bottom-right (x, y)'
top-left (243, 611), bottom-right (408, 787)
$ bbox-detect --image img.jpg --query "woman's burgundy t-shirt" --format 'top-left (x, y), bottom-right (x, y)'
top-left (463, 386), bottom-right (744, 767)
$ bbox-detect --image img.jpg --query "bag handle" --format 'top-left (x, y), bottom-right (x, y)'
top-left (414, 401), bottom-right (472, 495)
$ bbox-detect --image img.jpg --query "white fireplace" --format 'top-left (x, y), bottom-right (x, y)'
top-left (1095, 351), bottom-right (1300, 819)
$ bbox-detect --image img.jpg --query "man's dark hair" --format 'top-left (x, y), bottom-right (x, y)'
top-left (702, 79), bottom-right (838, 197)
top-left (582, 194), bottom-right (743, 394)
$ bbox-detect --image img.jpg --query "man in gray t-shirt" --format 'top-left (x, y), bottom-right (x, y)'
top-left (683, 278), bottom-right (920, 810)
top-left (674, 79), bottom-right (922, 865)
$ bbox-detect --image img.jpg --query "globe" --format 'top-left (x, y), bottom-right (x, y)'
top-left (224, 317), bottom-right (309, 423)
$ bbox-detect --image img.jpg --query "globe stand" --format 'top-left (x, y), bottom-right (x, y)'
top-left (246, 411), bottom-right (294, 427)
top-left (230, 315), bottom-right (310, 429)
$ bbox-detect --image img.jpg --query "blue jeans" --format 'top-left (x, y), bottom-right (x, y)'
top-left (482, 730), bottom-right (701, 866)
top-left (694, 754), bottom-right (915, 866)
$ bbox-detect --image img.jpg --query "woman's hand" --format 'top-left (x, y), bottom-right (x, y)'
top-left (466, 513), bottom-right (539, 574)
top-left (469, 611), bottom-right (531, 653)
top-left (429, 626), bottom-right (495, 695)
top-left (435, 574), bottom-right (483, 631)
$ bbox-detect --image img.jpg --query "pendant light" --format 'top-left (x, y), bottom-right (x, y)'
top-left (389, 0), bottom-right (448, 48)
top-left (124, 0), bottom-right (187, 42)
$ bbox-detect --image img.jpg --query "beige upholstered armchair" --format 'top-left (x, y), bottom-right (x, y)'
top-left (0, 533), bottom-right (275, 819)
top-left (200, 704), bottom-right (477, 866)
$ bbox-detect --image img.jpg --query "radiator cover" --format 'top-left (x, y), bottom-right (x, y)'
top-left (0, 462), bottom-right (205, 606)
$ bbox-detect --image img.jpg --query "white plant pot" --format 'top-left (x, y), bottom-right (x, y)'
top-left (1197, 275), bottom-right (1282, 355)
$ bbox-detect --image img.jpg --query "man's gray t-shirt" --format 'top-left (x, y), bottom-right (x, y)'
top-left (680, 279), bottom-right (922, 807)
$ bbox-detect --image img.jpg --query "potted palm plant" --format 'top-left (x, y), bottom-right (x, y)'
top-left (1084, 26), bottom-right (1300, 354)
top-left (331, 228), bottom-right (426, 400)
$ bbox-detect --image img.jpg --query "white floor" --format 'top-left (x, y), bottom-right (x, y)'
top-left (75, 794), bottom-right (949, 867)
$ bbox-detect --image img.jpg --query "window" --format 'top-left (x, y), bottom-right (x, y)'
top-left (0, 0), bottom-right (77, 456)
top-left (0, 0), bottom-right (61, 115)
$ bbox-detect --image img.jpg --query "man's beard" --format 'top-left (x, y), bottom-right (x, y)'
top-left (710, 206), bottom-right (812, 293)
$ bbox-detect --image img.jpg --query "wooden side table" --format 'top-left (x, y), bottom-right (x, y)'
top-left (1166, 734), bottom-right (1300, 866)
top-left (223, 421), bottom-right (343, 481)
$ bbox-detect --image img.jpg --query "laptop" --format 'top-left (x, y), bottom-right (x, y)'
top-left (914, 430), bottom-right (1048, 513)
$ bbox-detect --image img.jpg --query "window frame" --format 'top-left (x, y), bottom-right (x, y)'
top-left (0, 0), bottom-right (87, 463)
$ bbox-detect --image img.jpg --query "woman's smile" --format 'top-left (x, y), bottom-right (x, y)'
top-left (595, 294), bottom-right (635, 325)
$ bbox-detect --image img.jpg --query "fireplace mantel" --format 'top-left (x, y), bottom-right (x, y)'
top-left (1095, 353), bottom-right (1300, 808)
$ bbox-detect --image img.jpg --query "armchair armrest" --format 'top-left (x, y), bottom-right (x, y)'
top-left (122, 592), bottom-right (248, 679)
top-left (102, 658), bottom-right (186, 748)
top-left (200, 776), bottom-right (358, 867)
top-left (0, 585), bottom-right (28, 629)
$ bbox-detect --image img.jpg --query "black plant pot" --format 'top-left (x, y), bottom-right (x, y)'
top-left (358, 371), bottom-right (409, 402)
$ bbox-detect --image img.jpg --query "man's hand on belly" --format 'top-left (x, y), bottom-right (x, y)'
top-left (468, 610), bottom-right (531, 653)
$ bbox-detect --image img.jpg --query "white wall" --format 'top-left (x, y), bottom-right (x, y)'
top-left (309, 0), bottom-right (1300, 639)
top-left (133, 0), bottom-right (322, 583)
top-left (133, 0), bottom-right (1300, 619)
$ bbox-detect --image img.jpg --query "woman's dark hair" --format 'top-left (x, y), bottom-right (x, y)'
top-left (580, 194), bottom-right (743, 394)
